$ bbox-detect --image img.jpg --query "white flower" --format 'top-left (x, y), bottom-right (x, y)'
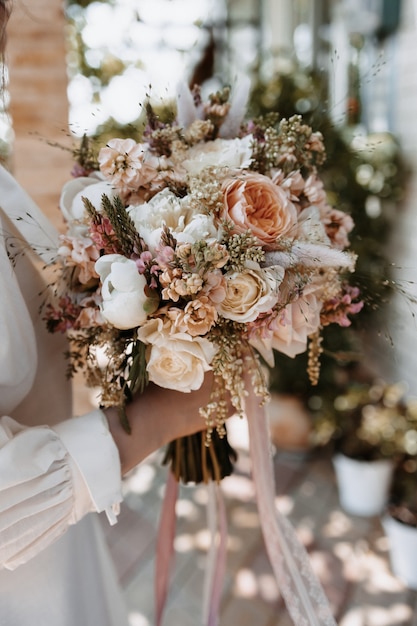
top-left (217, 264), bottom-right (283, 323)
top-left (137, 318), bottom-right (215, 392)
top-left (296, 206), bottom-right (329, 244)
top-left (128, 188), bottom-right (218, 251)
top-left (95, 254), bottom-right (151, 329)
top-left (60, 175), bottom-right (117, 234)
top-left (181, 135), bottom-right (253, 176)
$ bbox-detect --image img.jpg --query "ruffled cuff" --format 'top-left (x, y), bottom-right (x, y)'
top-left (52, 410), bottom-right (123, 525)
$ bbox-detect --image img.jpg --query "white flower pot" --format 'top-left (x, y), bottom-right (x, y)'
top-left (333, 454), bottom-right (393, 517)
top-left (383, 515), bottom-right (417, 589)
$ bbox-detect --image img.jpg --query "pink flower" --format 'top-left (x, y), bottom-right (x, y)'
top-left (58, 235), bottom-right (100, 285)
top-left (270, 292), bottom-right (322, 357)
top-left (321, 284), bottom-right (364, 327)
top-left (201, 270), bottom-right (227, 305)
top-left (221, 172), bottom-right (298, 250)
top-left (89, 217), bottom-right (119, 254)
top-left (303, 174), bottom-right (328, 210)
top-left (43, 296), bottom-right (82, 333)
top-left (272, 169), bottom-right (305, 203)
top-left (98, 138), bottom-right (159, 191)
top-left (75, 295), bottom-right (105, 329)
top-left (167, 297), bottom-right (218, 336)
top-left (321, 208), bottom-right (354, 250)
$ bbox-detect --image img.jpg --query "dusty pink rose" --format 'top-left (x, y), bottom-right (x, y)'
top-left (270, 292), bottom-right (322, 358)
top-left (99, 138), bottom-right (158, 190)
top-left (221, 172), bottom-right (297, 250)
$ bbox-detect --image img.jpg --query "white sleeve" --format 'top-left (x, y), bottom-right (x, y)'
top-left (0, 410), bottom-right (123, 571)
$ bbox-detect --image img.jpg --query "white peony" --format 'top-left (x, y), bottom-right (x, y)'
top-left (128, 188), bottom-right (218, 251)
top-left (181, 135), bottom-right (253, 176)
top-left (95, 254), bottom-right (151, 330)
top-left (60, 175), bottom-right (117, 235)
top-left (137, 318), bottom-right (215, 392)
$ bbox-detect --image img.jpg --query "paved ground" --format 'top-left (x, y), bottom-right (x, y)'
top-left (98, 415), bottom-right (417, 626)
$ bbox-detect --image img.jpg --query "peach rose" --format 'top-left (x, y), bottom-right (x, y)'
top-left (221, 172), bottom-right (298, 250)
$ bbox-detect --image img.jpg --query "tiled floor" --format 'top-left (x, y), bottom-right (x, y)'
top-left (99, 415), bottom-right (417, 626)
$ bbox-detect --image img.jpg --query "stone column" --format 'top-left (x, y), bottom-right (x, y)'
top-left (7, 0), bottom-right (71, 227)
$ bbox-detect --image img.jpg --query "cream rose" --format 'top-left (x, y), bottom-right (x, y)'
top-left (137, 318), bottom-right (215, 392)
top-left (217, 264), bottom-right (283, 323)
top-left (221, 172), bottom-right (298, 250)
top-left (95, 254), bottom-right (151, 329)
top-left (181, 135), bottom-right (253, 176)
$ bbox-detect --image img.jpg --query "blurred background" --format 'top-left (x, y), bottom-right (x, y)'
top-left (3, 1), bottom-right (417, 624)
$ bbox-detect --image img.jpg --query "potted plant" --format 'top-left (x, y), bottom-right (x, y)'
top-left (383, 453), bottom-right (417, 588)
top-left (312, 380), bottom-right (416, 517)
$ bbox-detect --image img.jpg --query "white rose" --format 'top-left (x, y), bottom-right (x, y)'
top-left (137, 318), bottom-right (215, 392)
top-left (181, 135), bottom-right (253, 175)
top-left (95, 254), bottom-right (150, 329)
top-left (60, 175), bottom-right (118, 234)
top-left (128, 188), bottom-right (218, 251)
top-left (217, 265), bottom-right (283, 323)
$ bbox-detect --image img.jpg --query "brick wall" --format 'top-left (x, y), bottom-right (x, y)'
top-left (6, 0), bottom-right (71, 229)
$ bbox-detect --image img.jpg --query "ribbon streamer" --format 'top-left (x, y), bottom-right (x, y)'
top-left (155, 471), bottom-right (179, 626)
top-left (155, 376), bottom-right (337, 626)
top-left (244, 370), bottom-right (337, 626)
top-left (202, 481), bottom-right (228, 626)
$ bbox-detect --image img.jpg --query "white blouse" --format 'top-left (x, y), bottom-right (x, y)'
top-left (0, 166), bottom-right (127, 625)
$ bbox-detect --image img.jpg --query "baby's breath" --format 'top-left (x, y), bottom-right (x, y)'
top-left (221, 228), bottom-right (265, 271)
top-left (187, 170), bottom-right (224, 215)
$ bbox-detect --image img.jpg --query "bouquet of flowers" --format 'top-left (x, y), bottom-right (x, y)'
top-left (44, 82), bottom-right (362, 484)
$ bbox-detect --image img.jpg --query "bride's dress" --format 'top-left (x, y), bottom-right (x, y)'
top-left (0, 166), bottom-right (128, 625)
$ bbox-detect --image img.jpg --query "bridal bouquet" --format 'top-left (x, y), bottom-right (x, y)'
top-left (44, 82), bottom-right (362, 483)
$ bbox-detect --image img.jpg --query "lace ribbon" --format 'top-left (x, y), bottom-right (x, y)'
top-left (243, 370), bottom-right (337, 626)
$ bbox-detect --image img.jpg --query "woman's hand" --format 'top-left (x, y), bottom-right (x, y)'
top-left (105, 375), bottom-right (215, 475)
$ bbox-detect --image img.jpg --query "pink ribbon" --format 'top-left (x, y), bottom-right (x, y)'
top-left (155, 373), bottom-right (337, 626)
top-left (155, 470), bottom-right (179, 626)
top-left (243, 370), bottom-right (337, 626)
top-left (203, 482), bottom-right (228, 626)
